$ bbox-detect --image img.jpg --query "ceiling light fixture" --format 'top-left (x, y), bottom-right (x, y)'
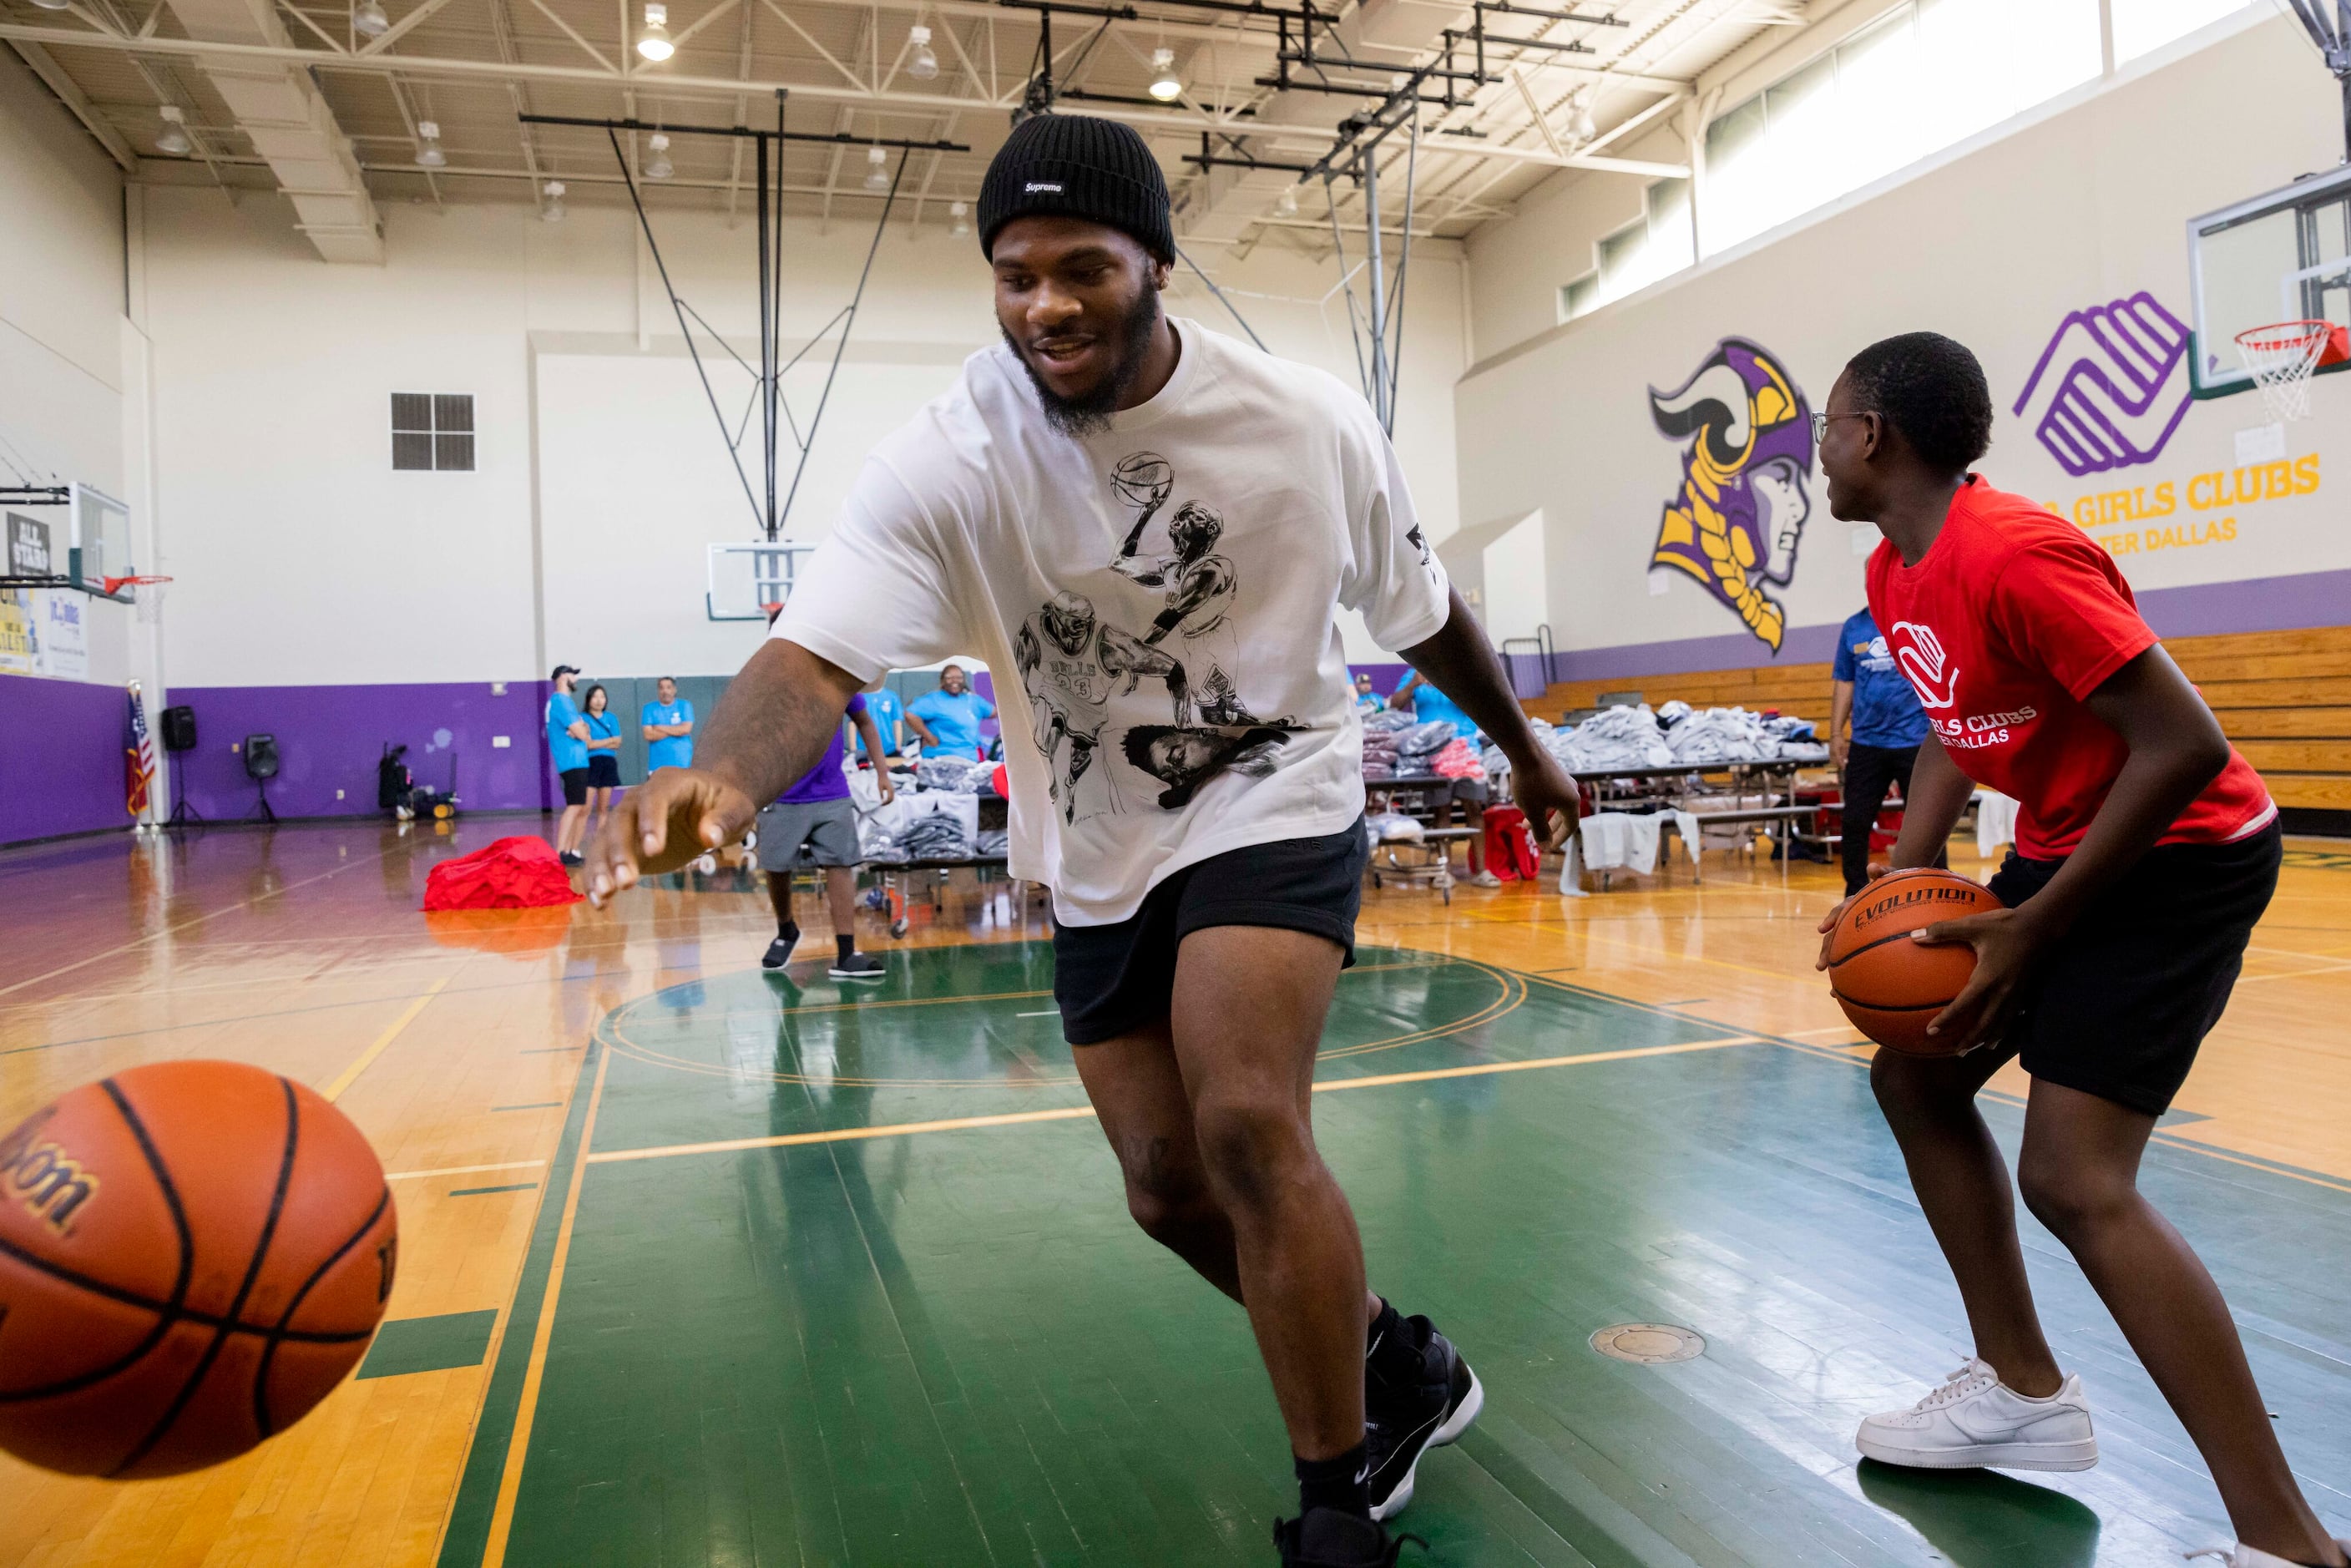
top-left (863, 145), bottom-right (892, 193)
top-left (29, 0), bottom-right (73, 12)
top-left (1276, 186), bottom-right (1298, 217)
top-left (1147, 47), bottom-right (1183, 102)
top-left (155, 105), bottom-right (191, 156)
top-left (352, 0), bottom-right (389, 36)
top-left (414, 119), bottom-right (447, 167)
top-left (635, 3), bottom-right (673, 62)
top-left (541, 180), bottom-right (566, 221)
top-left (645, 132), bottom-right (673, 179)
top-left (907, 24), bottom-right (939, 80)
top-left (1570, 97), bottom-right (1597, 142)
top-left (949, 199), bottom-right (969, 237)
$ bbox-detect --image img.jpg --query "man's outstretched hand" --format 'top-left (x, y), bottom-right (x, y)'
top-left (1511, 749), bottom-right (1582, 853)
top-left (583, 767), bottom-right (758, 906)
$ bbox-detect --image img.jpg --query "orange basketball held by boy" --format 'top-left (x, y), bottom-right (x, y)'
top-left (1823, 867), bottom-right (2005, 1055)
top-left (0, 1060), bottom-right (397, 1479)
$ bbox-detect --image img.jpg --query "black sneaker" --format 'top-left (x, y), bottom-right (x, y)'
top-left (761, 931), bottom-right (799, 970)
top-left (1365, 1314), bottom-right (1483, 1522)
top-left (1272, 1509), bottom-right (1422, 1566)
top-left (559, 851), bottom-right (584, 867)
top-left (827, 951), bottom-right (886, 982)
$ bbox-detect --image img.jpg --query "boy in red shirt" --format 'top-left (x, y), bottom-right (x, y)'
top-left (1814, 333), bottom-right (2339, 1568)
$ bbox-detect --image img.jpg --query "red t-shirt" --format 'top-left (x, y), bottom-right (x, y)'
top-left (1865, 478), bottom-right (2274, 860)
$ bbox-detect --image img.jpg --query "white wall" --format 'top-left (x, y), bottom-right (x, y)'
top-left (1454, 11), bottom-right (2349, 665)
top-left (139, 188), bottom-right (1469, 686)
top-left (0, 47), bottom-right (142, 691)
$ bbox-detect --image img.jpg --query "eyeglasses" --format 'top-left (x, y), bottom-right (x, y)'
top-left (1812, 410), bottom-right (1871, 442)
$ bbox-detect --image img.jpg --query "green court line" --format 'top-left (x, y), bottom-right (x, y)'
top-left (358, 1310), bottom-right (501, 1379)
top-left (1524, 971), bottom-right (2351, 1196)
top-left (450, 1183), bottom-right (538, 1196)
top-left (490, 1102), bottom-right (563, 1112)
top-left (434, 1032), bottom-right (604, 1568)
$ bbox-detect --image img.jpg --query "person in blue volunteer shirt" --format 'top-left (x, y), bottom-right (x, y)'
top-left (1390, 668), bottom-right (1498, 887)
top-left (857, 680), bottom-right (906, 765)
top-left (1352, 672), bottom-right (1385, 713)
top-left (905, 664), bottom-right (995, 759)
top-left (641, 676), bottom-right (695, 772)
top-left (1830, 604), bottom-right (1935, 895)
top-left (545, 664), bottom-right (592, 866)
top-left (579, 684), bottom-right (624, 833)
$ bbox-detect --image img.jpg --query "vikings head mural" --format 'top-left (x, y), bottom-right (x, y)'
top-left (1647, 338), bottom-right (1815, 652)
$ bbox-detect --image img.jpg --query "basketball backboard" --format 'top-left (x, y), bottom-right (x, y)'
top-left (69, 484), bottom-right (134, 599)
top-left (2187, 162), bottom-right (2351, 398)
top-left (705, 540), bottom-right (816, 622)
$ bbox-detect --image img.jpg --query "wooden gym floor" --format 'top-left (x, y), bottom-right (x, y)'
top-left (2, 820), bottom-right (2346, 1567)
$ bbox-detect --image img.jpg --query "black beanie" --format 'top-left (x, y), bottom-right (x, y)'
top-left (978, 113), bottom-right (1174, 264)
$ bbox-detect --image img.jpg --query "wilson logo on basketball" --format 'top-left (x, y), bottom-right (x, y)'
top-left (0, 1115), bottom-right (99, 1235)
top-left (1851, 884), bottom-right (1980, 931)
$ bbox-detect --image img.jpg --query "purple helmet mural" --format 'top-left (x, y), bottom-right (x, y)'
top-left (1647, 337), bottom-right (1815, 651)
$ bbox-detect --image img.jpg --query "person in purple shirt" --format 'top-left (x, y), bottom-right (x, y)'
top-left (755, 686), bottom-right (895, 978)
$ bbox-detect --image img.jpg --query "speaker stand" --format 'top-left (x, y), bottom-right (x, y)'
top-left (165, 757), bottom-right (207, 828)
top-left (246, 778), bottom-right (278, 825)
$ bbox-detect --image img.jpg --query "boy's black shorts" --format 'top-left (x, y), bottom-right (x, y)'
top-left (1984, 821), bottom-right (2280, 1116)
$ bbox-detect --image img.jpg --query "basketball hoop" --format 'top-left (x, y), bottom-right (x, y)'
top-left (104, 574), bottom-right (173, 624)
top-left (2234, 321), bottom-right (2349, 423)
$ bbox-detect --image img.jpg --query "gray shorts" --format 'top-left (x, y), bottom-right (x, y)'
top-left (1446, 776), bottom-right (1489, 807)
top-left (754, 798), bottom-right (861, 871)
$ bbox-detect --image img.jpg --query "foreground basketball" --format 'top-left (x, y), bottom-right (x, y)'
top-left (1826, 869), bottom-right (2005, 1055)
top-left (0, 1060), bottom-right (397, 1478)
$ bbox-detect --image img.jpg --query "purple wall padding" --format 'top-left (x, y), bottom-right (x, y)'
top-left (167, 681), bottom-right (555, 822)
top-left (0, 674), bottom-right (131, 845)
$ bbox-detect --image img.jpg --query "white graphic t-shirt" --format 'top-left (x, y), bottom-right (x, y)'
top-left (773, 319), bottom-right (1450, 924)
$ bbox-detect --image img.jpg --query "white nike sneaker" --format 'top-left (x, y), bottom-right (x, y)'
top-left (1855, 1358), bottom-right (2098, 1471)
top-left (2186, 1538), bottom-right (2351, 1568)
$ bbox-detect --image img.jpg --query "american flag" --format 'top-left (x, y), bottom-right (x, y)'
top-left (125, 681), bottom-right (155, 817)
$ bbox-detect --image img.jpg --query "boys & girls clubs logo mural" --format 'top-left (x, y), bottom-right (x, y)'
top-left (1642, 296), bottom-right (2321, 650)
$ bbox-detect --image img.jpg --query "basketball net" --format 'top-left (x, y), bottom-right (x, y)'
top-left (2234, 321), bottom-right (2338, 423)
top-left (104, 574), bottom-right (173, 625)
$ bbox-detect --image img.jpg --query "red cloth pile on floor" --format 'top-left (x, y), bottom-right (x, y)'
top-left (1481, 805), bottom-right (1540, 882)
top-left (422, 835), bottom-right (582, 911)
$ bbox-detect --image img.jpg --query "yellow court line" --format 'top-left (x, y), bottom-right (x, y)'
top-left (384, 1158), bottom-right (549, 1182)
top-left (585, 1107), bottom-right (1102, 1164)
top-left (1313, 1035), bottom-right (1760, 1091)
top-left (2235, 959), bottom-right (2351, 985)
top-left (580, 1037), bottom-right (1762, 1166)
top-left (321, 976), bottom-right (451, 1102)
top-left (481, 1044), bottom-right (611, 1568)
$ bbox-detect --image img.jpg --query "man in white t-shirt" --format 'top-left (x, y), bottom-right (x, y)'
top-left (586, 112), bottom-right (1579, 1568)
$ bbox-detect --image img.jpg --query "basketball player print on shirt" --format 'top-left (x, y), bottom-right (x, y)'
top-left (1011, 450), bottom-right (1302, 823)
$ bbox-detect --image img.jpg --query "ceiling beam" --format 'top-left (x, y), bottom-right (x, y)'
top-left (0, 18), bottom-right (1687, 172)
top-left (8, 40), bottom-right (139, 169)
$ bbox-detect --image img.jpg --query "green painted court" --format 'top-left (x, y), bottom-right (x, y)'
top-left (434, 945), bottom-right (2351, 1568)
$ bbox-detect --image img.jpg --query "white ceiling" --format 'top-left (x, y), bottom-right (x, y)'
top-left (3, 0), bottom-right (1838, 252)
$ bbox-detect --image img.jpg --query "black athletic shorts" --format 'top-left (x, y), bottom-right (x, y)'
top-left (559, 766), bottom-right (590, 807)
top-left (586, 754), bottom-right (621, 789)
top-left (1053, 822), bottom-right (1372, 1045)
top-left (1984, 820), bottom-right (2280, 1116)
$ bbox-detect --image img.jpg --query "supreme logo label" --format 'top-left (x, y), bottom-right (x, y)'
top-left (0, 1113), bottom-right (99, 1235)
top-left (1024, 181), bottom-right (1064, 193)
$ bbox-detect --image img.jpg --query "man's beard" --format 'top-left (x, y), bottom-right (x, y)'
top-left (1004, 285), bottom-right (1163, 438)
